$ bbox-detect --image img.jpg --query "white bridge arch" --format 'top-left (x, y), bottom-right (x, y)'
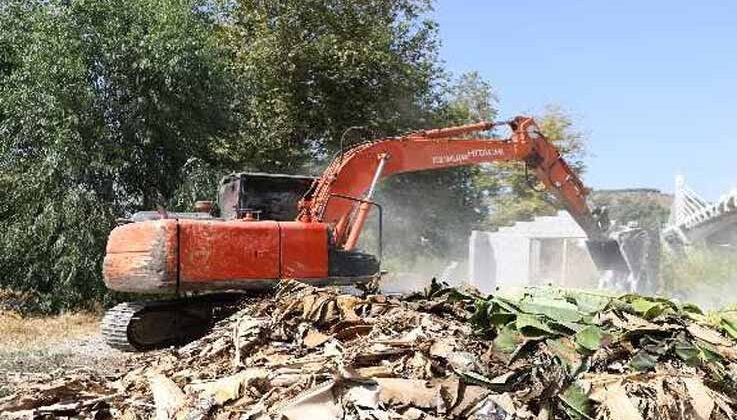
top-left (663, 175), bottom-right (737, 249)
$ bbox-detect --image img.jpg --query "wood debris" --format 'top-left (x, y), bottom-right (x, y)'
top-left (3, 280), bottom-right (737, 419)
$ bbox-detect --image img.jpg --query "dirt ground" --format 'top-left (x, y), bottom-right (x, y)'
top-left (0, 312), bottom-right (133, 397)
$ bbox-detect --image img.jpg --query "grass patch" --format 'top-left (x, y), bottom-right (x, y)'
top-left (0, 311), bottom-right (100, 352)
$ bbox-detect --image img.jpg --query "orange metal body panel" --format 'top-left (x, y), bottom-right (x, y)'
top-left (279, 221), bottom-right (329, 278)
top-left (104, 218), bottom-right (332, 293)
top-left (103, 220), bottom-right (178, 293)
top-left (178, 219), bottom-right (280, 283)
top-left (298, 116), bottom-right (602, 246)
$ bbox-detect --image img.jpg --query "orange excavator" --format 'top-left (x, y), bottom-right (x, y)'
top-left (101, 116), bottom-right (642, 351)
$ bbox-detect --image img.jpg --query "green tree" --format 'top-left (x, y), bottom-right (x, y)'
top-left (589, 190), bottom-right (670, 230)
top-left (373, 71), bottom-right (498, 266)
top-left (0, 0), bottom-right (234, 310)
top-left (485, 105), bottom-right (589, 228)
top-left (0, 0), bottom-right (591, 309)
top-left (0, 0), bottom-right (464, 309)
top-left (218, 1), bottom-right (489, 266)
top-left (217, 0), bottom-right (443, 172)
top-left (442, 71), bottom-right (498, 123)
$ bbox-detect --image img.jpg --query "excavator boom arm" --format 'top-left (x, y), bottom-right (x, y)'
top-left (298, 116), bottom-right (605, 249)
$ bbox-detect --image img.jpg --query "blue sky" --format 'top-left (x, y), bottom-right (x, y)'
top-left (434, 0), bottom-right (737, 200)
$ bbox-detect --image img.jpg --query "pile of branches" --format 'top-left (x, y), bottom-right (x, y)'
top-left (3, 280), bottom-right (737, 419)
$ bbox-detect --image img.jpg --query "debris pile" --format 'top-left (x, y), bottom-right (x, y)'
top-left (3, 280), bottom-right (737, 419)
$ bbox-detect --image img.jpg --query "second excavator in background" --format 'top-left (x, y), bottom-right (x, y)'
top-left (101, 116), bottom-right (656, 351)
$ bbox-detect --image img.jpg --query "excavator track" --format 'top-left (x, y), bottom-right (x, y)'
top-left (101, 302), bottom-right (146, 352)
top-left (102, 294), bottom-right (244, 352)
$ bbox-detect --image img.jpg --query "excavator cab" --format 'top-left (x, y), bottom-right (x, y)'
top-left (217, 172), bottom-right (316, 221)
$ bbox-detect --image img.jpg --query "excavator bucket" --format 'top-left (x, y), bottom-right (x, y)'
top-left (586, 227), bottom-right (661, 293)
top-left (586, 239), bottom-right (630, 273)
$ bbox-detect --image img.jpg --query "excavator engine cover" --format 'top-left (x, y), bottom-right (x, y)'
top-left (103, 219), bottom-right (332, 293)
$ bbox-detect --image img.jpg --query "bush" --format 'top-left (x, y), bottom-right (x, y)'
top-left (662, 247), bottom-right (737, 309)
top-left (0, 0), bottom-right (233, 312)
top-left (0, 186), bottom-right (116, 312)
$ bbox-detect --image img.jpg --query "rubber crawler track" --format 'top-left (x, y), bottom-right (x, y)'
top-left (101, 294), bottom-right (246, 352)
top-left (101, 302), bottom-right (146, 352)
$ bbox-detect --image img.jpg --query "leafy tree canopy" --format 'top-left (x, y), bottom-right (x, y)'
top-left (484, 105), bottom-right (589, 228)
top-left (0, 0), bottom-right (234, 310)
top-left (0, 0), bottom-right (589, 310)
top-left (218, 0), bottom-right (443, 172)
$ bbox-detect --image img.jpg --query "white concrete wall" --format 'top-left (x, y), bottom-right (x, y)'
top-left (469, 211), bottom-right (597, 292)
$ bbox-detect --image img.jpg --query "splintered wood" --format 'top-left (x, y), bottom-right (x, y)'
top-left (2, 280), bottom-right (737, 419)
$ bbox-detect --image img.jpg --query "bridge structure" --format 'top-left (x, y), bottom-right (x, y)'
top-left (663, 175), bottom-right (737, 249)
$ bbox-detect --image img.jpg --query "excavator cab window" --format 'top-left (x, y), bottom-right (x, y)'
top-left (217, 172), bottom-right (316, 221)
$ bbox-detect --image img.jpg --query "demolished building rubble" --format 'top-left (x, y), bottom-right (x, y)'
top-left (3, 279), bottom-right (737, 419)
